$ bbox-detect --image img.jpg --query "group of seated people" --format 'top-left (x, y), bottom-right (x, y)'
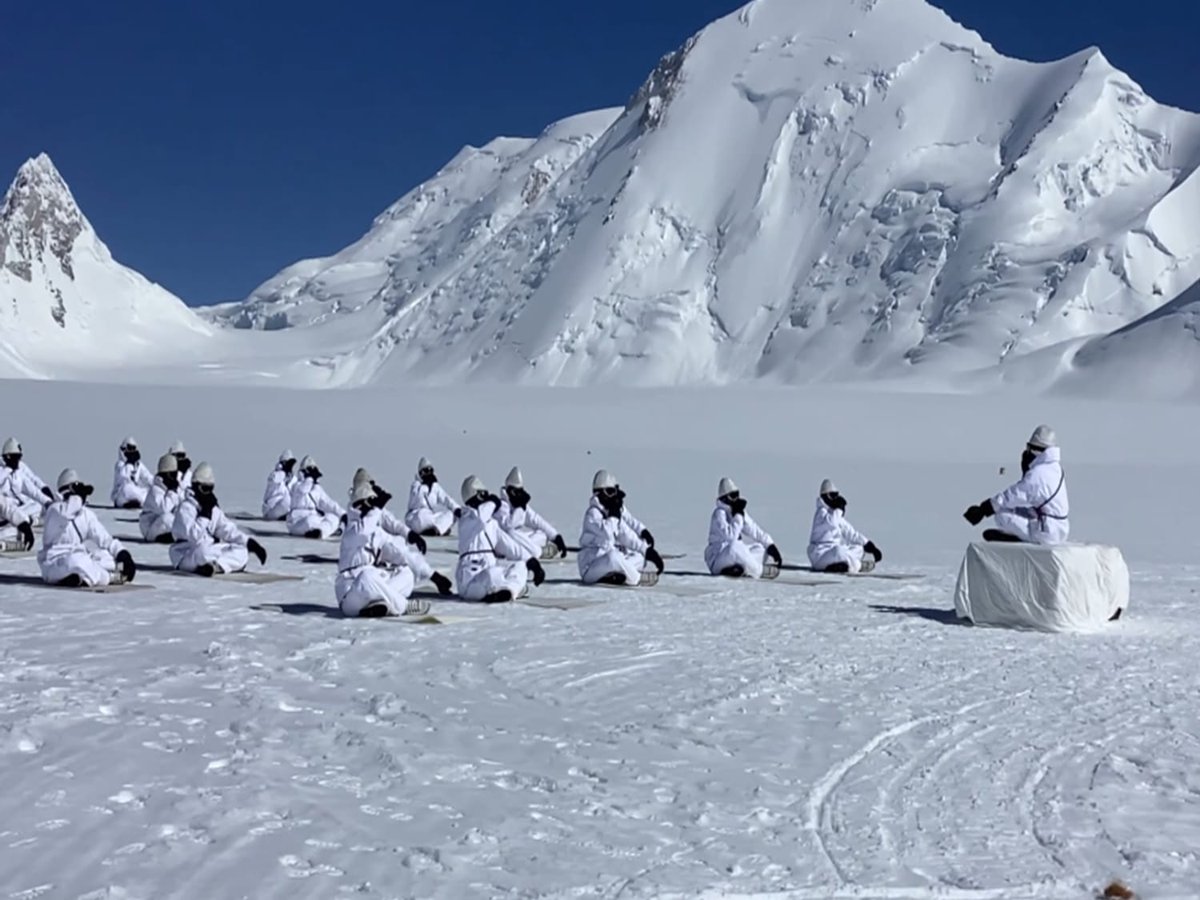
top-left (0, 426), bottom-right (1068, 609)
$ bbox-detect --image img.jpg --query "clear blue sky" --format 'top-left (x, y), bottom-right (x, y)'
top-left (2, 0), bottom-right (1196, 305)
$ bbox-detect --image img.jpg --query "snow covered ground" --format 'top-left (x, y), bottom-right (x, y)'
top-left (1, 381), bottom-right (1197, 899)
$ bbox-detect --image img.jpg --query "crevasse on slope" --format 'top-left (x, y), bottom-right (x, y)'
top-left (217, 0), bottom-right (1200, 390)
top-left (0, 154), bottom-right (211, 379)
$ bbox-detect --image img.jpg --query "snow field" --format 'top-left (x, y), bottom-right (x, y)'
top-left (1, 381), bottom-right (1198, 898)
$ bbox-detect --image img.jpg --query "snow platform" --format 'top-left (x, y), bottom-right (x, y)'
top-left (519, 596), bottom-right (600, 611)
top-left (0, 572), bottom-right (150, 593)
top-left (170, 571), bottom-right (304, 585)
top-left (953, 542), bottom-right (1130, 633)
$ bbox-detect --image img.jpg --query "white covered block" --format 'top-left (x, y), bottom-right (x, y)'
top-left (953, 542), bottom-right (1129, 633)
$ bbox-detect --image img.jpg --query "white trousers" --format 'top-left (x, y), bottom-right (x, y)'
top-left (405, 509), bottom-right (455, 536)
top-left (336, 565), bottom-right (417, 617)
top-left (169, 541), bottom-right (249, 574)
top-left (262, 498), bottom-right (290, 521)
top-left (706, 541), bottom-right (768, 578)
top-left (580, 549), bottom-right (646, 586)
top-left (288, 511), bottom-right (340, 539)
top-left (458, 561), bottom-right (528, 601)
top-left (139, 512), bottom-right (174, 542)
top-left (808, 543), bottom-right (865, 573)
top-left (40, 549), bottom-right (117, 587)
top-left (112, 482), bottom-right (148, 508)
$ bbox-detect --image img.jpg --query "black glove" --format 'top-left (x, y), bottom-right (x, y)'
top-left (485, 492), bottom-right (503, 508)
top-left (247, 538), bottom-right (267, 566)
top-left (864, 540), bottom-right (882, 563)
top-left (645, 546), bottom-right (665, 574)
top-left (196, 492), bottom-right (218, 518)
top-left (431, 572), bottom-right (453, 596)
top-left (41, 486), bottom-right (54, 501)
top-left (729, 497), bottom-right (748, 517)
top-left (372, 486), bottom-right (393, 508)
top-left (964, 499), bottom-right (995, 526)
top-left (407, 531), bottom-right (428, 554)
top-left (526, 557), bottom-right (545, 587)
top-left (17, 521), bottom-right (34, 550)
top-left (639, 529), bottom-right (655, 549)
top-left (115, 549), bottom-right (136, 582)
top-left (766, 543), bottom-right (782, 565)
top-left (79, 484), bottom-right (94, 500)
top-left (552, 534), bottom-right (568, 558)
top-left (453, 507), bottom-right (463, 521)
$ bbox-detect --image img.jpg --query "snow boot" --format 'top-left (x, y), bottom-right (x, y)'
top-left (304, 529), bottom-right (323, 540)
top-left (56, 574), bottom-right (83, 588)
top-left (597, 572), bottom-right (627, 586)
top-left (859, 557), bottom-right (876, 574)
top-left (121, 500), bottom-right (141, 510)
top-left (481, 590), bottom-right (514, 604)
top-left (109, 569), bottom-right (128, 586)
top-left (539, 543), bottom-right (559, 560)
top-left (421, 527), bottom-right (441, 537)
top-left (154, 533), bottom-right (173, 545)
top-left (719, 564), bottom-right (745, 579)
top-left (403, 597), bottom-right (432, 617)
top-left (762, 562), bottom-right (780, 580)
top-left (824, 562), bottom-right (851, 574)
top-left (360, 601), bottom-right (390, 618)
top-left (638, 566), bottom-right (660, 588)
top-left (982, 529), bottom-right (1023, 544)
top-left (194, 563), bottom-right (216, 578)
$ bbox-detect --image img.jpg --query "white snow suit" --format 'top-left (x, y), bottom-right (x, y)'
top-left (38, 495), bottom-right (124, 587)
top-left (287, 478), bottom-right (344, 539)
top-left (261, 463), bottom-right (297, 520)
top-left (336, 508), bottom-right (434, 617)
top-left (456, 500), bottom-right (531, 601)
top-left (990, 446), bottom-right (1070, 545)
top-left (0, 462), bottom-right (50, 524)
top-left (110, 456), bottom-right (153, 508)
top-left (405, 479), bottom-right (459, 536)
top-left (705, 501), bottom-right (774, 578)
top-left (178, 468), bottom-right (193, 493)
top-left (138, 478), bottom-right (182, 542)
top-left (578, 497), bottom-right (649, 585)
top-left (807, 498), bottom-right (869, 573)
top-left (0, 494), bottom-right (30, 545)
top-left (497, 498), bottom-right (559, 556)
top-left (169, 498), bottom-right (250, 574)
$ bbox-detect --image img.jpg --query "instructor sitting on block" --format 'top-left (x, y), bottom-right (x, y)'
top-left (964, 425), bottom-right (1069, 545)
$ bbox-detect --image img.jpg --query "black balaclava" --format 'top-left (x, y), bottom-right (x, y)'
top-left (281, 458), bottom-right (296, 476)
top-left (420, 466), bottom-right (437, 487)
top-left (505, 485), bottom-right (531, 509)
top-left (595, 485), bottom-right (624, 518)
top-left (465, 489), bottom-right (490, 510)
top-left (304, 465), bottom-right (322, 483)
top-left (61, 480), bottom-right (95, 501)
top-left (1021, 445), bottom-right (1042, 475)
top-left (2, 453), bottom-right (20, 471)
top-left (123, 446), bottom-right (141, 465)
top-left (174, 452), bottom-right (191, 475)
top-left (721, 490), bottom-right (746, 515)
top-left (822, 491), bottom-right (847, 512)
top-left (161, 471), bottom-right (180, 492)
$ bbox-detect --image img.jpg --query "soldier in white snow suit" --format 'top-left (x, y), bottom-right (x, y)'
top-left (350, 468), bottom-right (427, 553)
top-left (705, 478), bottom-right (782, 579)
top-left (578, 470), bottom-right (663, 586)
top-left (497, 466), bottom-right (567, 560)
top-left (287, 456), bottom-right (344, 539)
top-left (807, 479), bottom-right (882, 574)
top-left (336, 483), bottom-right (453, 618)
top-left (40, 469), bottom-right (137, 587)
top-left (1, 437), bottom-right (55, 524)
top-left (405, 457), bottom-right (460, 537)
top-left (262, 450), bottom-right (298, 520)
top-left (110, 437), bottom-right (153, 509)
top-left (0, 493), bottom-right (35, 552)
top-left (964, 425), bottom-right (1070, 545)
top-left (456, 475), bottom-right (545, 603)
top-left (169, 440), bottom-right (193, 493)
top-left (139, 453), bottom-right (183, 544)
top-left (170, 463), bottom-right (267, 576)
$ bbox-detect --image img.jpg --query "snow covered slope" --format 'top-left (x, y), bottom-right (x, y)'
top-left (0, 154), bottom-right (212, 378)
top-left (212, 0), bottom-right (1200, 390)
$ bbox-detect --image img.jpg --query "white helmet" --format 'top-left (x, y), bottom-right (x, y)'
top-left (505, 466), bottom-right (524, 489)
top-left (120, 436), bottom-right (138, 451)
top-left (169, 440), bottom-right (187, 454)
top-left (2, 437), bottom-right (20, 455)
top-left (418, 456), bottom-right (433, 473)
top-left (353, 467), bottom-right (373, 487)
top-left (717, 477), bottom-right (738, 498)
top-left (820, 478), bottom-right (838, 495)
top-left (279, 449), bottom-right (296, 463)
top-left (56, 468), bottom-right (81, 490)
top-left (350, 481), bottom-right (376, 505)
top-left (192, 462), bottom-right (216, 486)
top-left (461, 475), bottom-right (486, 504)
top-left (157, 453), bottom-right (178, 475)
top-left (1028, 425), bottom-right (1057, 450)
top-left (592, 469), bottom-right (617, 491)
top-left (300, 455), bottom-right (318, 471)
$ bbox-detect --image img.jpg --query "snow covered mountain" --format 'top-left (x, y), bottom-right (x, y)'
top-left (0, 154), bottom-right (211, 379)
top-left (210, 0), bottom-right (1200, 390)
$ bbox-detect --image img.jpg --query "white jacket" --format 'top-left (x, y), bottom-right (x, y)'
top-left (262, 464), bottom-right (297, 516)
top-left (808, 497), bottom-right (868, 557)
top-left (578, 497), bottom-right (648, 570)
top-left (289, 478), bottom-right (345, 520)
top-left (139, 478), bottom-right (182, 537)
top-left (704, 502), bottom-right (772, 570)
top-left (111, 457), bottom-right (153, 505)
top-left (39, 496), bottom-right (123, 566)
top-left (497, 499), bottom-right (559, 540)
top-left (172, 498), bottom-right (249, 549)
top-left (338, 509), bottom-right (431, 580)
top-left (0, 493), bottom-right (29, 526)
top-left (1, 461), bottom-right (50, 505)
top-left (407, 479), bottom-right (459, 517)
top-left (456, 500), bottom-right (530, 583)
top-left (991, 446), bottom-right (1069, 542)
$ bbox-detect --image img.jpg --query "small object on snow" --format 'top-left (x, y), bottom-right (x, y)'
top-left (762, 561), bottom-right (780, 580)
top-left (1098, 881), bottom-right (1135, 900)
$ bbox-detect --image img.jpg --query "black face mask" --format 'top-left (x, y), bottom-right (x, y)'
top-left (175, 453), bottom-right (191, 474)
top-left (281, 459), bottom-right (296, 476)
top-left (505, 486), bottom-right (530, 509)
top-left (596, 487), bottom-right (624, 517)
top-left (124, 450), bottom-right (141, 465)
top-left (822, 492), bottom-right (847, 512)
top-left (466, 491), bottom-right (489, 510)
top-left (64, 483), bottom-right (95, 501)
top-left (3, 454), bottom-right (21, 471)
top-left (352, 500), bottom-right (374, 517)
top-left (161, 472), bottom-right (180, 492)
top-left (419, 469), bottom-right (437, 486)
top-left (305, 468), bottom-right (322, 482)
top-left (1021, 448), bottom-right (1038, 475)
